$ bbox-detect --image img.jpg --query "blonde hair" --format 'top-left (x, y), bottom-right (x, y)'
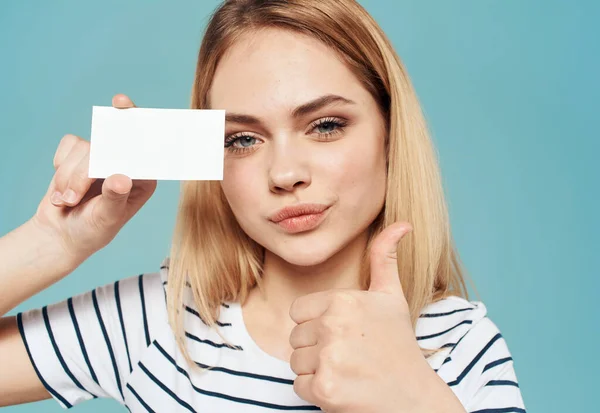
top-left (167, 0), bottom-right (469, 366)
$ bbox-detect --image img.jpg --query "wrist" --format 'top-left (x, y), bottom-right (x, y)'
top-left (0, 219), bottom-right (82, 315)
top-left (26, 217), bottom-right (83, 275)
top-left (411, 367), bottom-right (467, 413)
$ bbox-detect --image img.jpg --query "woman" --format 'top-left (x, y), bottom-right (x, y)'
top-left (0, 0), bottom-right (526, 412)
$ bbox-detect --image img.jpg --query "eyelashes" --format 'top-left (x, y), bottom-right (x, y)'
top-left (224, 117), bottom-right (348, 154)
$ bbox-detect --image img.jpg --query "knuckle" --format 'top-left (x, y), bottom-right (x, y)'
top-left (289, 324), bottom-right (302, 348)
top-left (370, 239), bottom-right (398, 262)
top-left (369, 243), bottom-right (387, 262)
top-left (312, 373), bottom-right (337, 405)
top-left (318, 345), bottom-right (340, 369)
top-left (319, 316), bottom-right (338, 336)
top-left (74, 138), bottom-right (90, 152)
top-left (289, 298), bottom-right (301, 320)
top-left (52, 153), bottom-right (60, 169)
top-left (54, 135), bottom-right (73, 168)
top-left (68, 168), bottom-right (89, 191)
top-left (330, 291), bottom-right (358, 310)
top-left (67, 182), bottom-right (86, 198)
top-left (53, 169), bottom-right (68, 190)
top-left (61, 133), bottom-right (79, 146)
top-left (319, 316), bottom-right (346, 339)
top-left (54, 134), bottom-right (84, 169)
top-left (289, 350), bottom-right (298, 372)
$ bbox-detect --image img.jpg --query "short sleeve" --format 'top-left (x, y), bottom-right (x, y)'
top-left (17, 271), bottom-right (167, 409)
top-left (444, 316), bottom-right (527, 412)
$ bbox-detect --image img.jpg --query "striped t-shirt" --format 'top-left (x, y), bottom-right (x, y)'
top-left (18, 258), bottom-right (526, 412)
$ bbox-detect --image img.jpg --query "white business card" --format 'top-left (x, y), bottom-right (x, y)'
top-left (89, 106), bottom-right (225, 180)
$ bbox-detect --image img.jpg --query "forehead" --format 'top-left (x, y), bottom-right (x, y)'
top-left (209, 28), bottom-right (370, 111)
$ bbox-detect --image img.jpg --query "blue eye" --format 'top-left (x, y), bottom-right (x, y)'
top-left (316, 122), bottom-right (337, 134)
top-left (311, 117), bottom-right (347, 139)
top-left (236, 136), bottom-right (256, 147)
top-left (224, 134), bottom-right (259, 154)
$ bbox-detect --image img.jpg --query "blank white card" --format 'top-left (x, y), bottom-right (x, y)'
top-left (89, 106), bottom-right (225, 180)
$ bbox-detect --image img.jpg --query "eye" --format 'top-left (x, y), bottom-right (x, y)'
top-left (310, 117), bottom-right (348, 140)
top-left (224, 134), bottom-right (261, 154)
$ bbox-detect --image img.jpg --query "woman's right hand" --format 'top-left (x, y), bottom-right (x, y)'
top-left (30, 94), bottom-right (157, 267)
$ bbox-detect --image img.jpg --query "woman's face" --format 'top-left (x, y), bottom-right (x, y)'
top-left (211, 28), bottom-right (387, 266)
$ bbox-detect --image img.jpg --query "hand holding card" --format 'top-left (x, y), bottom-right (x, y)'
top-left (28, 94), bottom-right (225, 271)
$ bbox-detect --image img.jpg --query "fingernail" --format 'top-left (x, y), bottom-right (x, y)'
top-left (62, 189), bottom-right (76, 204)
top-left (51, 191), bottom-right (63, 205)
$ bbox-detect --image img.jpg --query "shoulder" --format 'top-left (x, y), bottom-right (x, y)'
top-left (416, 295), bottom-right (489, 350)
top-left (417, 296), bottom-right (515, 384)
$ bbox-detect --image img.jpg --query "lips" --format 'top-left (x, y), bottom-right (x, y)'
top-left (268, 203), bottom-right (330, 233)
top-left (269, 203), bottom-right (329, 222)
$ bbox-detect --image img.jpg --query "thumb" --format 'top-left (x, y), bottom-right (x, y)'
top-left (93, 174), bottom-right (133, 227)
top-left (368, 222), bottom-right (412, 294)
top-left (112, 93), bottom-right (137, 109)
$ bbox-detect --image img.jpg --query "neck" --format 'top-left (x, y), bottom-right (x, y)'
top-left (247, 230), bottom-right (369, 318)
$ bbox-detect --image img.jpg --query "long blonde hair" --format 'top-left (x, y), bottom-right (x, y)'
top-left (167, 0), bottom-right (469, 365)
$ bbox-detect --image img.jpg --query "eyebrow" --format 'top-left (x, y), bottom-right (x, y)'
top-left (225, 94), bottom-right (356, 125)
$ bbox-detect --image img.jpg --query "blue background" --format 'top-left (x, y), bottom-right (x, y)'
top-left (1, 1), bottom-right (597, 411)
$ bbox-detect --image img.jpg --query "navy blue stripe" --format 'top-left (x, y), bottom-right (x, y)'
top-left (448, 322), bottom-right (473, 355)
top-left (434, 356), bottom-right (453, 373)
top-left (470, 408), bottom-right (526, 413)
top-left (417, 320), bottom-right (473, 341)
top-left (126, 383), bottom-right (156, 413)
top-left (115, 280), bottom-right (133, 373)
top-left (154, 341), bottom-right (293, 385)
top-left (42, 306), bottom-right (97, 398)
top-left (161, 279), bottom-right (192, 288)
top-left (139, 274), bottom-right (151, 347)
top-left (92, 289), bottom-right (124, 400)
top-left (185, 331), bottom-right (243, 350)
top-left (151, 344), bottom-right (320, 410)
top-left (486, 380), bottom-right (519, 388)
top-left (139, 362), bottom-right (197, 413)
top-left (68, 297), bottom-right (99, 384)
top-left (420, 307), bottom-right (473, 318)
top-left (185, 306), bottom-right (232, 327)
top-left (17, 313), bottom-right (73, 408)
top-left (483, 357), bottom-right (513, 373)
top-left (448, 333), bottom-right (502, 387)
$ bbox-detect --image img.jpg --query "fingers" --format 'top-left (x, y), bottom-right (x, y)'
top-left (53, 134), bottom-right (79, 170)
top-left (49, 94), bottom-right (136, 207)
top-left (290, 345), bottom-right (320, 375)
top-left (289, 318), bottom-right (319, 349)
top-left (289, 290), bottom-right (333, 325)
top-left (293, 375), bottom-right (317, 405)
top-left (92, 174), bottom-right (133, 227)
top-left (112, 94), bottom-right (136, 109)
top-left (51, 138), bottom-right (95, 206)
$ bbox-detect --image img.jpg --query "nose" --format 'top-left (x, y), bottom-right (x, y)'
top-left (268, 141), bottom-right (311, 194)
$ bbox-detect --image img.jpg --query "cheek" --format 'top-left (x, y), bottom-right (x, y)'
top-left (319, 133), bottom-right (387, 203)
top-left (221, 159), bottom-right (263, 216)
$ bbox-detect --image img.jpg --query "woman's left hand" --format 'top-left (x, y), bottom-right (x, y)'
top-left (289, 222), bottom-right (466, 413)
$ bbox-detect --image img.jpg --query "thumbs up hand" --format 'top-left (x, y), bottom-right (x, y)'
top-left (289, 222), bottom-right (457, 413)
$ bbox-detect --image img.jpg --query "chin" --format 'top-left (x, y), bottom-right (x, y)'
top-left (266, 235), bottom-right (345, 267)
top-left (277, 249), bottom-right (333, 267)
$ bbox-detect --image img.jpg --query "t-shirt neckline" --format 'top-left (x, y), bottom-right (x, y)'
top-left (225, 300), bottom-right (295, 375)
